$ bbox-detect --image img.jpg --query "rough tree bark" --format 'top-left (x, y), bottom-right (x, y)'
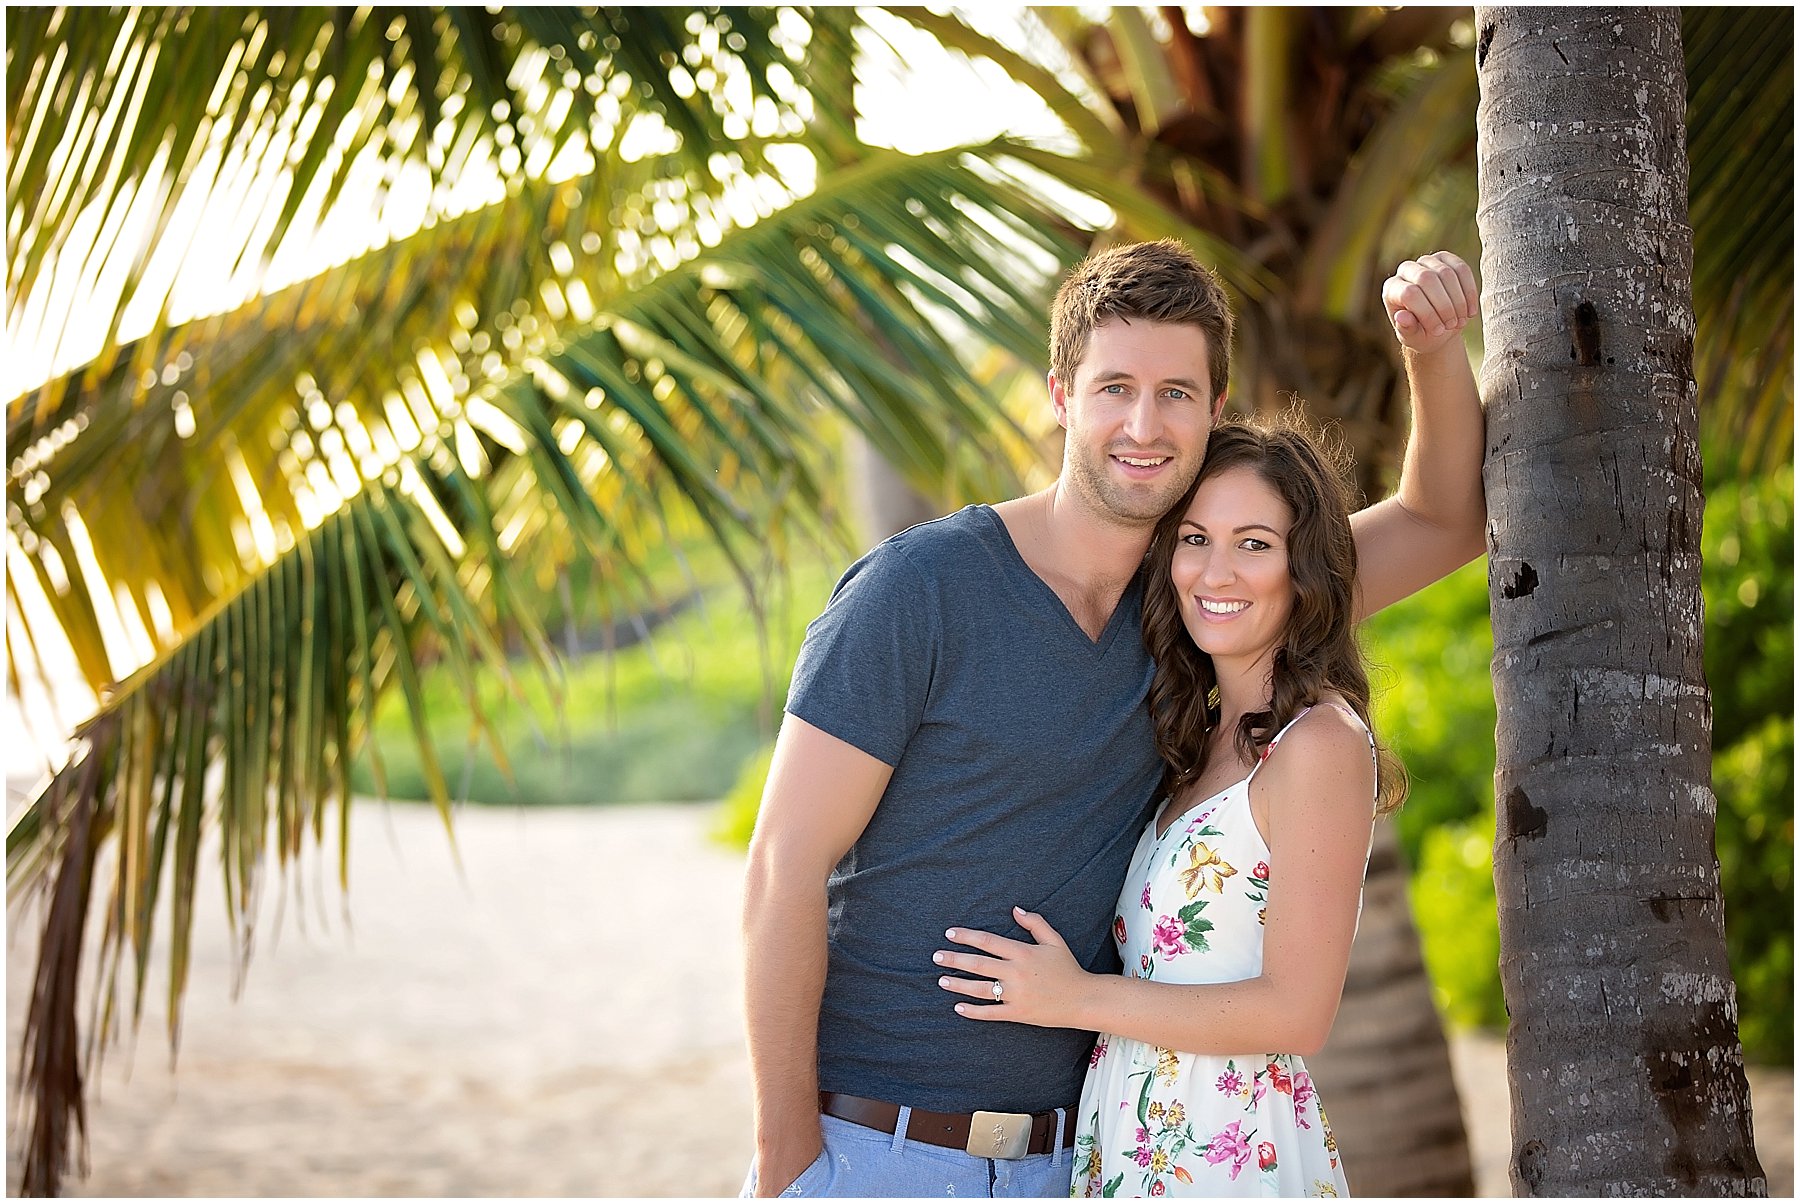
top-left (846, 430), bottom-right (940, 544)
top-left (1474, 7), bottom-right (1765, 1195)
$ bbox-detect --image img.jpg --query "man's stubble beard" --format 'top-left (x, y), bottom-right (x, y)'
top-left (1064, 441), bottom-right (1202, 531)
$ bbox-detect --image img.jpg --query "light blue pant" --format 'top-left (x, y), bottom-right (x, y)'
top-left (741, 1111), bottom-right (1073, 1198)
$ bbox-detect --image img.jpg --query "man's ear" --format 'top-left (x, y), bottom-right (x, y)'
top-left (1049, 371), bottom-right (1071, 428)
top-left (1211, 390), bottom-right (1229, 422)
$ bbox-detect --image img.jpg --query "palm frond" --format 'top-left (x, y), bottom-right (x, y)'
top-left (1241, 6), bottom-right (1298, 207)
top-left (1104, 7), bottom-right (1186, 138)
top-left (878, 9), bottom-right (1278, 303)
top-left (1301, 50), bottom-right (1479, 318)
top-left (1683, 7), bottom-right (1793, 475)
top-left (6, 5), bottom-right (844, 710)
top-left (6, 454), bottom-right (534, 1195)
top-left (885, 6), bottom-right (1123, 152)
top-left (6, 5), bottom-right (816, 410)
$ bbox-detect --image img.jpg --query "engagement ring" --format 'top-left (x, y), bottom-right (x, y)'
top-left (992, 981), bottom-right (1004, 1001)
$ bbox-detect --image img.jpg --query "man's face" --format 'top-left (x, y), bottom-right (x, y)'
top-left (1050, 318), bottom-right (1220, 529)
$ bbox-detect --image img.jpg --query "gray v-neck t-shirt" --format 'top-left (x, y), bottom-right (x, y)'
top-left (784, 504), bottom-right (1164, 1113)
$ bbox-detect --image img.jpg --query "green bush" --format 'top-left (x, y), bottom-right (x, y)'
top-left (714, 740), bottom-right (777, 847)
top-left (1701, 466), bottom-right (1794, 1064)
top-left (1363, 558), bottom-right (1498, 860)
top-left (1410, 817), bottom-right (1507, 1030)
top-left (1704, 466), bottom-right (1794, 742)
top-left (1714, 715), bottom-right (1793, 1062)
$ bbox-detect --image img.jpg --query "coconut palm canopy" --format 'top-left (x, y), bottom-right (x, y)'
top-left (6, 5), bottom-right (1790, 1196)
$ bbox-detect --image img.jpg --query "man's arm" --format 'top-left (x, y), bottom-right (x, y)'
top-left (1350, 250), bottom-right (1487, 620)
top-left (741, 714), bottom-right (891, 1198)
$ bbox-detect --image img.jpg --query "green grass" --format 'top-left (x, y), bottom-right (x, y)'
top-left (352, 552), bottom-right (841, 806)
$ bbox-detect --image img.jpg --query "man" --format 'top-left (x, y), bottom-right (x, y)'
top-left (742, 240), bottom-right (1484, 1197)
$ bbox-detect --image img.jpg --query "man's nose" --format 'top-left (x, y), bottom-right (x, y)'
top-left (1121, 394), bottom-right (1161, 445)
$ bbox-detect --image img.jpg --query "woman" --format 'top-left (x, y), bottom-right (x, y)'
top-left (934, 414), bottom-right (1405, 1197)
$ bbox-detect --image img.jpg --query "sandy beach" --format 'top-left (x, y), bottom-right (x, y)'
top-left (5, 800), bottom-right (1789, 1197)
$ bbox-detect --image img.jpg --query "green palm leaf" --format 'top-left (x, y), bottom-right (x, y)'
top-left (7, 7), bottom-right (851, 709)
top-left (5, 7), bottom-right (811, 400)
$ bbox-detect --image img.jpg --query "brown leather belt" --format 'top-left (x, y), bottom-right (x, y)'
top-left (819, 1091), bottom-right (1075, 1159)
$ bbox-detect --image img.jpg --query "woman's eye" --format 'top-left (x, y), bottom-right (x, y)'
top-left (1242, 538), bottom-right (1270, 551)
top-left (1181, 533), bottom-right (1206, 546)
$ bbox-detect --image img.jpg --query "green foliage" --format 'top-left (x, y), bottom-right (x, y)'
top-left (1703, 467), bottom-right (1795, 739)
top-left (1367, 472), bottom-right (1794, 1065)
top-left (1364, 559), bottom-right (1498, 859)
top-left (1701, 467), bottom-right (1794, 1063)
top-left (713, 740), bottom-right (778, 847)
top-left (354, 557), bottom-right (837, 806)
top-left (1411, 818), bottom-right (1506, 1031)
top-left (1714, 715), bottom-right (1794, 1063)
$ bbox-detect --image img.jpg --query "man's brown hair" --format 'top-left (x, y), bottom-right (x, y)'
top-left (1048, 239), bottom-right (1234, 402)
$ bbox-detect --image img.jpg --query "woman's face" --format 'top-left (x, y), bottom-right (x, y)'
top-left (1168, 464), bottom-right (1295, 672)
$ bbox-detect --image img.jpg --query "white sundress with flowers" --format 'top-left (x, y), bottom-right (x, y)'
top-left (1071, 705), bottom-right (1374, 1199)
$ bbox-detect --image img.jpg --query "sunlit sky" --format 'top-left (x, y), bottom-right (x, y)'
top-left (857, 8), bottom-right (1072, 151)
top-left (4, 7), bottom-right (1125, 781)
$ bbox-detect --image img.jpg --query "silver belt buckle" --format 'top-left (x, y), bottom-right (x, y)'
top-left (965, 1110), bottom-right (1033, 1160)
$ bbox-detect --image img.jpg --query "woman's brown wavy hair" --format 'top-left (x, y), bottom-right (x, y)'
top-left (1141, 411), bottom-right (1406, 815)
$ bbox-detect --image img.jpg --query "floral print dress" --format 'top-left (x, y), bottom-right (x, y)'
top-left (1071, 706), bottom-right (1372, 1198)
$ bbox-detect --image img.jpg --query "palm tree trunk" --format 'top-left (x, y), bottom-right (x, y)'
top-left (1308, 821), bottom-right (1476, 1196)
top-left (847, 430), bottom-right (941, 544)
top-left (1475, 8), bottom-right (1764, 1194)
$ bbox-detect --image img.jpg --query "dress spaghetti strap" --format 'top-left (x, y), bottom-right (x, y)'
top-left (1247, 700), bottom-right (1378, 800)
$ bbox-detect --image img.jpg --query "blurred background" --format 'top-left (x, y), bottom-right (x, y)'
top-left (6, 5), bottom-right (1791, 1196)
